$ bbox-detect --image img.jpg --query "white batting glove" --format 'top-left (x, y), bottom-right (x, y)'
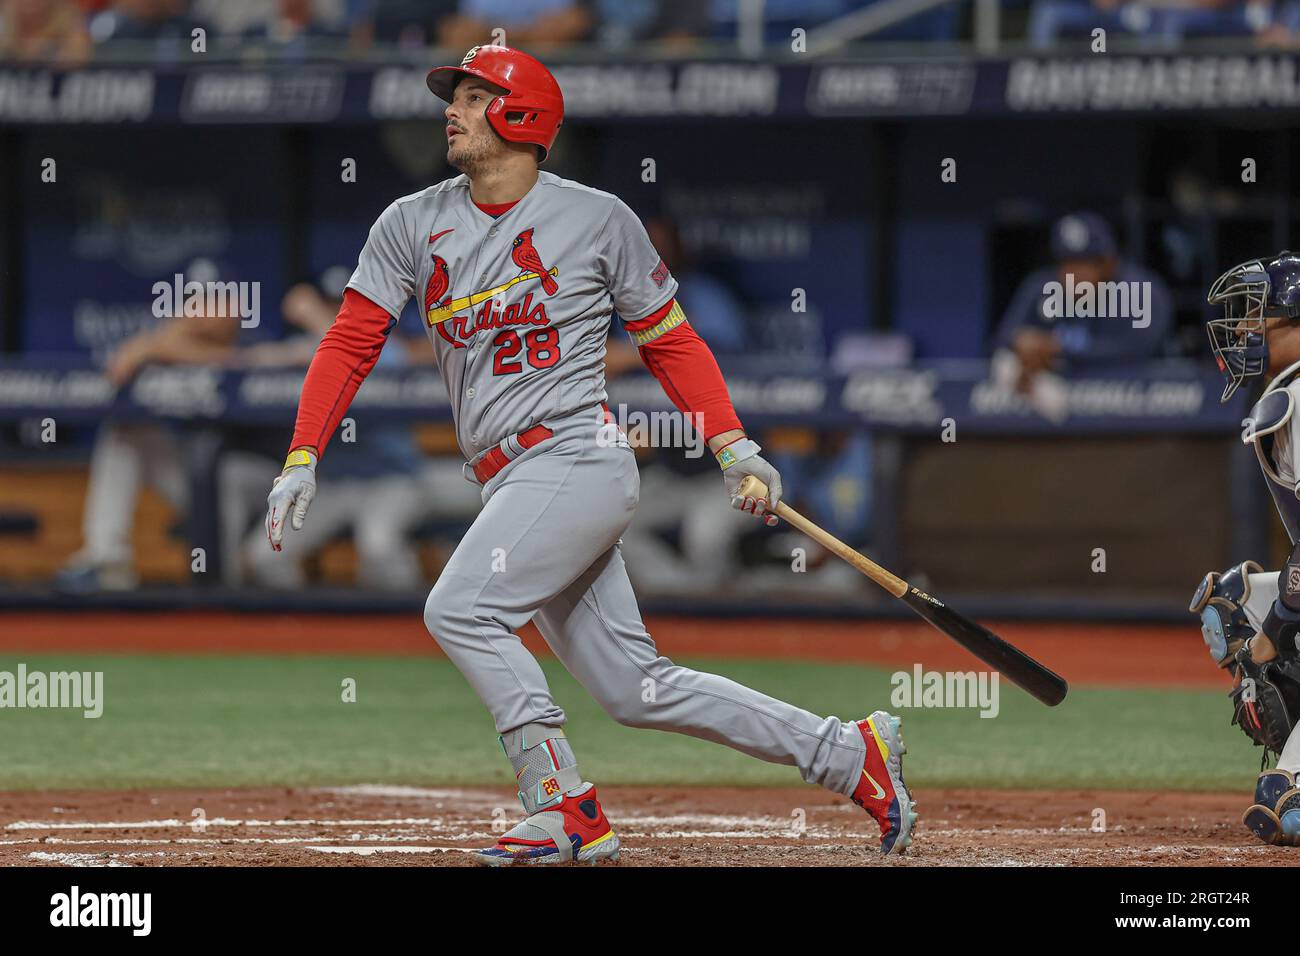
top-left (266, 448), bottom-right (318, 552)
top-left (717, 437), bottom-right (783, 527)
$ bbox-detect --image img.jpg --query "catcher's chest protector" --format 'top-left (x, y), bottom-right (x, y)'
top-left (1246, 368), bottom-right (1300, 545)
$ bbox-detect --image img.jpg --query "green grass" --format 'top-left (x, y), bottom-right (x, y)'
top-left (0, 653), bottom-right (1256, 792)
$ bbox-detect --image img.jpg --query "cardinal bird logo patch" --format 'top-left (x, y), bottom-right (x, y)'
top-left (511, 228), bottom-right (559, 297)
top-left (425, 255), bottom-right (451, 315)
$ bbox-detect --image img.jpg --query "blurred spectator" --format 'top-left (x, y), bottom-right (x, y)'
top-left (593, 0), bottom-right (709, 47)
top-left (351, 0), bottom-right (457, 49)
top-left (1257, 0), bottom-right (1300, 44)
top-left (0, 0), bottom-right (92, 65)
top-left (55, 257), bottom-right (240, 592)
top-left (88, 0), bottom-right (210, 60)
top-left (438, 0), bottom-right (593, 49)
top-left (220, 275), bottom-right (479, 591)
top-left (188, 0), bottom-right (348, 54)
top-left (239, 0), bottom-right (348, 59)
top-left (708, 0), bottom-right (958, 45)
top-left (1029, 0), bottom-right (1160, 47)
top-left (1156, 0), bottom-right (1273, 43)
top-left (1029, 0), bottom-right (1274, 48)
top-left (992, 212), bottom-right (1174, 419)
top-left (190, 0), bottom-right (279, 36)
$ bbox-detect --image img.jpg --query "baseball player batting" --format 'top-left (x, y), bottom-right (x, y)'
top-left (263, 44), bottom-right (915, 864)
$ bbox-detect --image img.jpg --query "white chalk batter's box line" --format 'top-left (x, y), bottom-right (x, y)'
top-left (23, 844), bottom-right (1276, 867)
top-left (1, 826), bottom-right (857, 842)
top-left (6, 807), bottom-right (1195, 839)
top-left (6, 812), bottom-right (851, 833)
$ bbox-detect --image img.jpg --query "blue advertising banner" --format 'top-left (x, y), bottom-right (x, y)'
top-left (20, 128), bottom-right (288, 356)
top-left (3, 55), bottom-right (1300, 128)
top-left (0, 356), bottom-right (1244, 435)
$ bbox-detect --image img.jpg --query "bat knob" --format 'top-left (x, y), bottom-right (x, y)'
top-left (737, 475), bottom-right (769, 499)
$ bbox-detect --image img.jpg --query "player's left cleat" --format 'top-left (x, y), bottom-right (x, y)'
top-left (850, 710), bottom-right (917, 855)
top-left (474, 784), bottom-right (621, 866)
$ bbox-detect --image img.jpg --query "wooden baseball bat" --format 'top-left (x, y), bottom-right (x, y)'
top-left (737, 475), bottom-right (1068, 707)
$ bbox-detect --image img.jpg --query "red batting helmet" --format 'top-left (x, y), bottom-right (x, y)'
top-left (426, 45), bottom-right (564, 163)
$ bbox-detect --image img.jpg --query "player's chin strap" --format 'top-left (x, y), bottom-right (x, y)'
top-left (499, 723), bottom-right (583, 815)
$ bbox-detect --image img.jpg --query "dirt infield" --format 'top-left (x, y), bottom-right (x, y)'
top-left (0, 785), bottom-right (1287, 867)
top-left (0, 612), bottom-right (1253, 867)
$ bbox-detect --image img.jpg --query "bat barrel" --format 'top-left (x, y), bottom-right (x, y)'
top-left (901, 589), bottom-right (1068, 707)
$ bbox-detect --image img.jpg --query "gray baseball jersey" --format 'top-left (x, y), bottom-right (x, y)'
top-left (344, 170), bottom-right (872, 819)
top-left (346, 170), bottom-right (679, 459)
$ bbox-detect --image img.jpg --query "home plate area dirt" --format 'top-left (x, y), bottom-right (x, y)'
top-left (0, 786), bottom-right (1293, 867)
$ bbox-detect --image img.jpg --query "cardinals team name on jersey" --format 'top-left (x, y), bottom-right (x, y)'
top-left (435, 290), bottom-right (552, 348)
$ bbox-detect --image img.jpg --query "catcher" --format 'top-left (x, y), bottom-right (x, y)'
top-left (1194, 250), bottom-right (1300, 845)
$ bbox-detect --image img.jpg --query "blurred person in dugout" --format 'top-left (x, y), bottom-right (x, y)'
top-left (56, 258), bottom-right (240, 592)
top-left (607, 217), bottom-right (870, 593)
top-left (55, 262), bottom-right (474, 591)
top-left (0, 0), bottom-right (91, 64)
top-left (221, 270), bottom-right (481, 591)
top-left (991, 211), bottom-right (1174, 423)
top-left (603, 215), bottom-right (745, 592)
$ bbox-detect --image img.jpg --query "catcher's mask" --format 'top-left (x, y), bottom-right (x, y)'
top-left (1206, 251), bottom-right (1300, 402)
top-left (1207, 260), bottom-right (1271, 402)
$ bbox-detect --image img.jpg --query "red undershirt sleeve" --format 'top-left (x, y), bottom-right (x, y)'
top-left (288, 288), bottom-right (397, 457)
top-left (627, 298), bottom-right (744, 442)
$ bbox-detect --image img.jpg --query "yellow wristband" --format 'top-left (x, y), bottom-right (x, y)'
top-left (284, 449), bottom-right (314, 470)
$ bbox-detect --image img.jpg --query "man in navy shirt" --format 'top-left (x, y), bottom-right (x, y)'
top-left (995, 212), bottom-right (1173, 392)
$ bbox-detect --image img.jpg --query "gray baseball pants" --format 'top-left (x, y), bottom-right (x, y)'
top-left (422, 403), bottom-right (867, 796)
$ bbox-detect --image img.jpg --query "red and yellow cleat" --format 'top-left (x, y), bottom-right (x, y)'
top-left (475, 785), bottom-right (621, 866)
top-left (850, 710), bottom-right (917, 855)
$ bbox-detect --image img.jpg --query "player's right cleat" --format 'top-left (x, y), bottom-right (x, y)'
top-left (474, 784), bottom-right (621, 866)
top-left (850, 710), bottom-right (917, 855)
